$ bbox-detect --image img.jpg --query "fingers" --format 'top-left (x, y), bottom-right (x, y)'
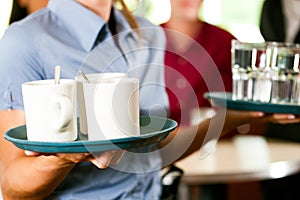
top-left (272, 114), bottom-right (296, 120)
top-left (24, 151), bottom-right (92, 164)
top-left (110, 150), bottom-right (126, 165)
top-left (24, 150), bottom-right (41, 156)
top-left (224, 110), bottom-right (265, 127)
top-left (227, 109), bottom-right (265, 118)
top-left (89, 150), bottom-right (126, 169)
top-left (261, 114), bottom-right (300, 124)
top-left (226, 109), bottom-right (300, 125)
top-left (269, 115), bottom-right (300, 124)
top-left (55, 153), bottom-right (91, 163)
top-left (89, 150), bottom-right (117, 169)
top-left (24, 149), bottom-right (126, 169)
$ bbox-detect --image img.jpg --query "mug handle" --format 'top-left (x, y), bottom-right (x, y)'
top-left (52, 95), bottom-right (73, 133)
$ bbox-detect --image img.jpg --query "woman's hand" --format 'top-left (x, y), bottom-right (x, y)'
top-left (222, 109), bottom-right (300, 135)
top-left (88, 150), bottom-right (126, 168)
top-left (25, 150), bottom-right (126, 169)
top-left (265, 113), bottom-right (300, 124)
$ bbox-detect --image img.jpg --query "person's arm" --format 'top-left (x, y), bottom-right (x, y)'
top-left (0, 110), bottom-right (124, 200)
top-left (160, 109), bottom-right (263, 163)
top-left (160, 109), bottom-right (300, 165)
top-left (0, 110), bottom-right (83, 200)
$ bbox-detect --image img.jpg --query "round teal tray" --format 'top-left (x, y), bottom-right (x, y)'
top-left (4, 116), bottom-right (177, 153)
top-left (205, 92), bottom-right (300, 114)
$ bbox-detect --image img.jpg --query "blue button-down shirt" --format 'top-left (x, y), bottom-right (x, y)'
top-left (0, 0), bottom-right (169, 199)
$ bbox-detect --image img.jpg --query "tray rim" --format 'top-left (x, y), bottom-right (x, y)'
top-left (204, 92), bottom-right (300, 114)
top-left (4, 115), bottom-right (178, 153)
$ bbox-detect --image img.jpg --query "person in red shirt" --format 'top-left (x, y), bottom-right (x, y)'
top-left (161, 0), bottom-right (235, 126)
top-left (160, 2), bottom-right (242, 198)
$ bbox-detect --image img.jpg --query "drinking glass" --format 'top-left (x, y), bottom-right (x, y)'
top-left (268, 42), bottom-right (300, 104)
top-left (231, 40), bottom-right (267, 101)
top-left (291, 76), bottom-right (300, 104)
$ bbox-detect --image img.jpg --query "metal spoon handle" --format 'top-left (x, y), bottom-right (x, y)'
top-left (78, 70), bottom-right (91, 83)
top-left (54, 65), bottom-right (61, 84)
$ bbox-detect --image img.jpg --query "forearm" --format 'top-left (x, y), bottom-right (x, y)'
top-left (0, 109), bottom-right (116, 199)
top-left (161, 109), bottom-right (266, 164)
top-left (180, 109), bottom-right (266, 159)
top-left (1, 155), bottom-right (75, 200)
top-left (160, 122), bottom-right (207, 165)
top-left (0, 109), bottom-right (73, 199)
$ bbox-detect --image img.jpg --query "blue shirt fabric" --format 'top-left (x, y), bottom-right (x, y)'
top-left (0, 0), bottom-right (169, 199)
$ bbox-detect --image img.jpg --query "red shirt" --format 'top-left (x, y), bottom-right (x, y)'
top-left (161, 21), bottom-right (235, 126)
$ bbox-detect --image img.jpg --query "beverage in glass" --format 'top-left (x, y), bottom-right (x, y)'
top-left (268, 42), bottom-right (300, 104)
top-left (231, 40), bottom-right (268, 101)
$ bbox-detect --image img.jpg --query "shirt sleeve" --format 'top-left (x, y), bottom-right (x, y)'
top-left (0, 25), bottom-right (43, 111)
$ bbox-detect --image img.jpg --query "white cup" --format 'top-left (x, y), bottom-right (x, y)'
top-left (75, 73), bottom-right (128, 135)
top-left (22, 79), bottom-right (77, 142)
top-left (76, 73), bottom-right (140, 140)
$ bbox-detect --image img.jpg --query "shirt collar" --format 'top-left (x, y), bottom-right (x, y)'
top-left (48, 0), bottom-right (137, 52)
top-left (48, 0), bottom-right (106, 51)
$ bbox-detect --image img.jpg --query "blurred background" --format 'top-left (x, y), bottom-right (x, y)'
top-left (0, 0), bottom-right (265, 42)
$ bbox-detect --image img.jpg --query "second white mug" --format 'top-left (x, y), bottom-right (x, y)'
top-left (76, 72), bottom-right (128, 135)
top-left (76, 73), bottom-right (140, 140)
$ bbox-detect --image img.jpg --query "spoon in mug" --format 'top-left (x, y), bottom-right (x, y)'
top-left (78, 70), bottom-right (91, 83)
top-left (54, 65), bottom-right (61, 84)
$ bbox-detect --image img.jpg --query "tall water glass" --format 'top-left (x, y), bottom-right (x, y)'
top-left (268, 42), bottom-right (300, 104)
top-left (231, 40), bottom-right (267, 101)
top-left (291, 76), bottom-right (300, 104)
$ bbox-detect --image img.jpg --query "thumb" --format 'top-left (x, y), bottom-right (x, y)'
top-left (24, 150), bottom-right (41, 156)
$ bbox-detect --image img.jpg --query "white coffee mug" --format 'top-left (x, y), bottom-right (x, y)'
top-left (75, 72), bottom-right (128, 135)
top-left (22, 79), bottom-right (77, 142)
top-left (78, 76), bottom-right (140, 141)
